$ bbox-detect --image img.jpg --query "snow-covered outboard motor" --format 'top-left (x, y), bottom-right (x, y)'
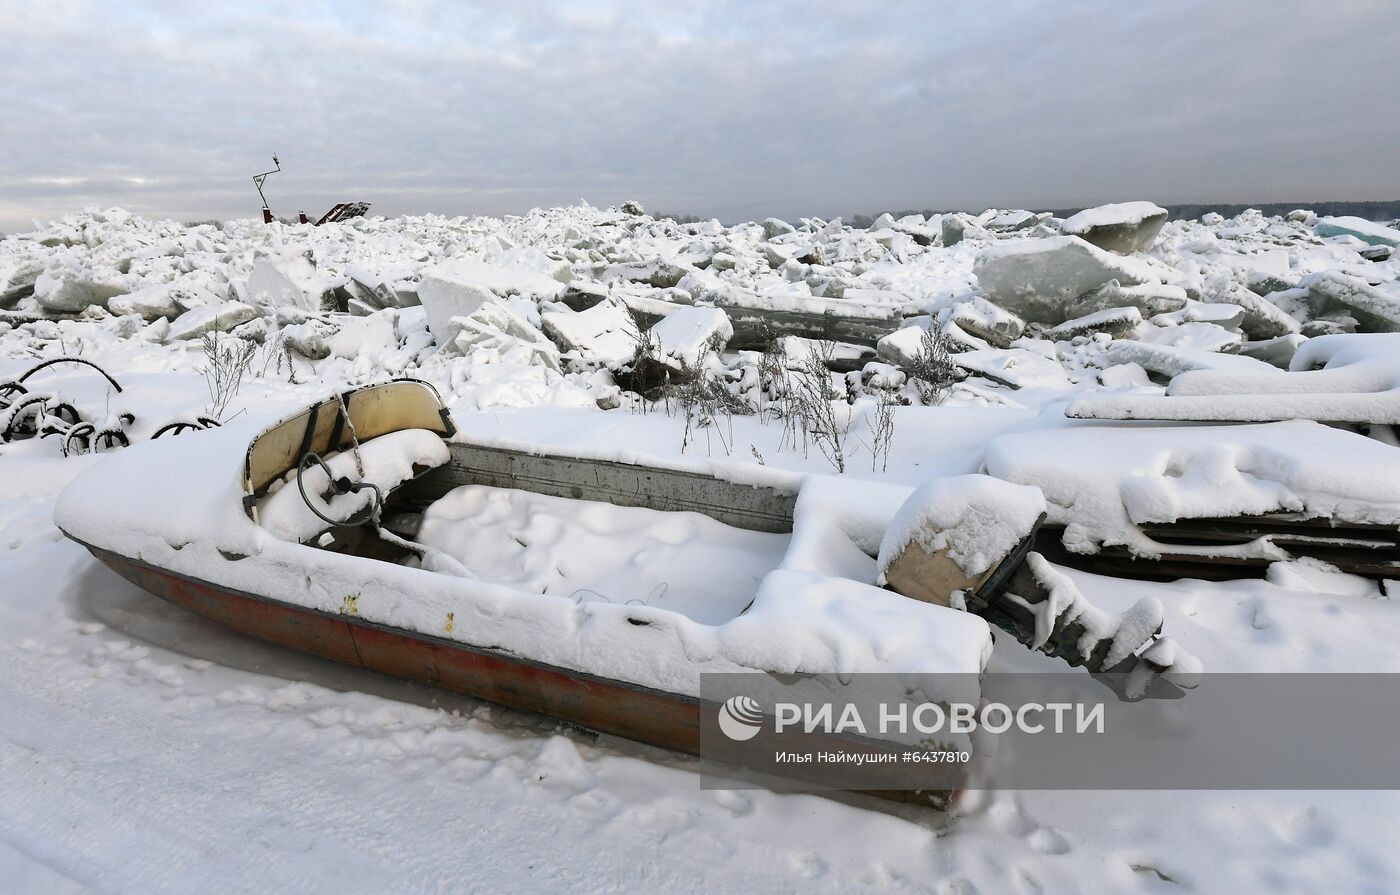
top-left (878, 475), bottom-right (1202, 700)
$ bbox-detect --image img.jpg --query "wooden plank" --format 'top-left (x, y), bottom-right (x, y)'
top-left (555, 286), bottom-right (902, 354)
top-left (402, 442), bottom-right (799, 534)
top-left (1139, 526), bottom-right (1400, 551)
top-left (1035, 525), bottom-right (1400, 581)
top-left (713, 293), bottom-right (902, 350)
top-left (1154, 514), bottom-right (1400, 537)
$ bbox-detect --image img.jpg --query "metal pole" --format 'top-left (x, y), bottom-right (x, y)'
top-left (252, 154), bottom-right (281, 222)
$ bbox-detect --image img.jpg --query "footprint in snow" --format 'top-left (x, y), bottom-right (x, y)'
top-left (1027, 826), bottom-right (1071, 855)
top-left (306, 707), bottom-right (344, 728)
top-left (567, 788), bottom-right (621, 820)
top-left (791, 851), bottom-right (828, 880)
top-left (1011, 866), bottom-right (1044, 895)
top-left (1249, 597), bottom-right (1275, 632)
top-left (623, 803), bottom-right (694, 837)
top-left (1271, 805), bottom-right (1334, 847)
top-left (711, 789), bottom-right (753, 817)
top-left (531, 736), bottom-right (596, 791)
top-left (988, 797), bottom-right (1037, 836)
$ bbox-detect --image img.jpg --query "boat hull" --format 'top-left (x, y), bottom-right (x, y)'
top-left (80, 541), bottom-right (703, 750)
top-left (74, 539), bottom-right (952, 809)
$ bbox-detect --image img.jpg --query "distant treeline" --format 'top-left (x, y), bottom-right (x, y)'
top-left (848, 200), bottom-right (1400, 229)
top-left (1149, 201), bottom-right (1400, 223)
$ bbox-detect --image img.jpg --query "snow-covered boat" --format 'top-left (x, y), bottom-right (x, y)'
top-left (54, 380), bottom-right (1013, 805)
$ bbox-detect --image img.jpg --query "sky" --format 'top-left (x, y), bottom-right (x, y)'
top-left (2, 0), bottom-right (1397, 231)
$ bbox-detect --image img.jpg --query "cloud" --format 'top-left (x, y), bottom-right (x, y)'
top-left (1, 0), bottom-right (1397, 231)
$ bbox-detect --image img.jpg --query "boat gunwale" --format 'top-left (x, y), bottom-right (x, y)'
top-left (61, 526), bottom-right (703, 708)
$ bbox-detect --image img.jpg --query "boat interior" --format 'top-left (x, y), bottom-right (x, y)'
top-left (242, 380), bottom-right (805, 625)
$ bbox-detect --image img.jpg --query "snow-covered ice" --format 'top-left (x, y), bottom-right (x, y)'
top-left (1059, 201), bottom-right (1169, 254)
top-left (4, 200), bottom-right (1400, 892)
top-left (985, 419), bottom-right (1400, 555)
top-left (1070, 332), bottom-right (1400, 423)
top-left (973, 236), bottom-right (1158, 322)
top-left (1315, 215), bottom-right (1400, 247)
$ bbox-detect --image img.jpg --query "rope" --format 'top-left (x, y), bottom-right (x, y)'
top-left (566, 581), bottom-right (669, 607)
top-left (335, 392), bottom-right (366, 479)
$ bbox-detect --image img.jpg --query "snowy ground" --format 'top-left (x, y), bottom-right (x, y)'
top-left (3, 203), bottom-right (1400, 892)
